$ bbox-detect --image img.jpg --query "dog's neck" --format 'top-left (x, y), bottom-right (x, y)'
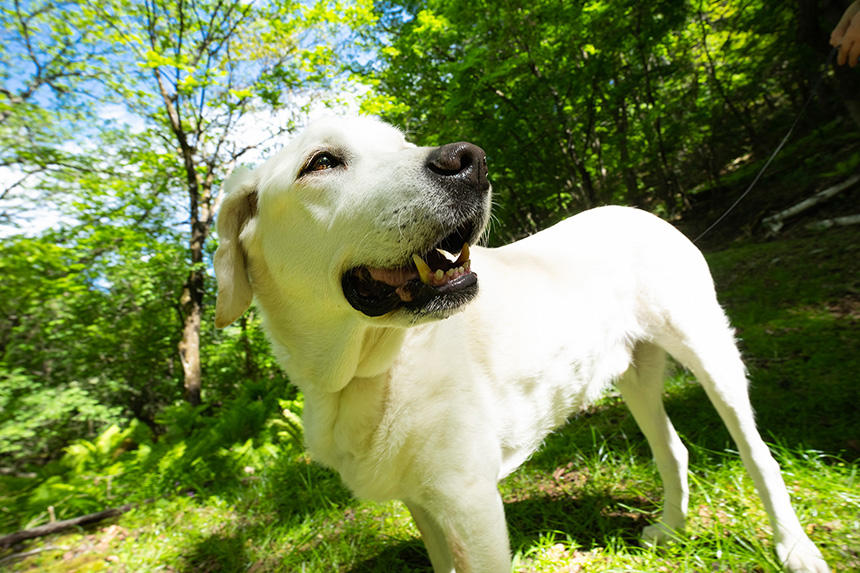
top-left (353, 325), bottom-right (407, 378)
top-left (262, 302), bottom-right (405, 394)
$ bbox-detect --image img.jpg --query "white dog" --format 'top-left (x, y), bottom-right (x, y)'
top-left (213, 117), bottom-right (828, 572)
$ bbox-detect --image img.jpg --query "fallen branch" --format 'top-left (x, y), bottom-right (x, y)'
top-left (0, 545), bottom-right (69, 566)
top-left (763, 174), bottom-right (860, 234)
top-left (805, 214), bottom-right (860, 231)
top-left (0, 468), bottom-right (37, 479)
top-left (0, 503), bottom-right (135, 548)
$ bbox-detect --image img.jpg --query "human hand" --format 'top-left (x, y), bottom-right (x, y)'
top-left (831, 0), bottom-right (860, 67)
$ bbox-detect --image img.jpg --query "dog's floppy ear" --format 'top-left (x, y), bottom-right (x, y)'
top-left (214, 166), bottom-right (258, 328)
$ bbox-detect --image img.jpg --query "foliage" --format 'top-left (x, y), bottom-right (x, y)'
top-left (0, 0), bottom-right (372, 468)
top-left (0, 369), bottom-right (123, 466)
top-left (0, 229), bottom-right (185, 458)
top-left (269, 397), bottom-right (305, 448)
top-left (0, 373), bottom-right (297, 531)
top-left (0, 207), bottom-right (294, 472)
top-left (0, 0), bottom-right (107, 226)
top-left (360, 0), bottom-right (847, 243)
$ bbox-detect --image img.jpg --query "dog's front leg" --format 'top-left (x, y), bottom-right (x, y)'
top-left (406, 502), bottom-right (455, 572)
top-left (407, 478), bottom-right (511, 573)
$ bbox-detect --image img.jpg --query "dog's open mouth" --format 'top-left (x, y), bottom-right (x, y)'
top-left (342, 223), bottom-right (479, 317)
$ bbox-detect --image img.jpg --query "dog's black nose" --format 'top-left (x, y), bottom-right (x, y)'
top-left (426, 142), bottom-right (489, 195)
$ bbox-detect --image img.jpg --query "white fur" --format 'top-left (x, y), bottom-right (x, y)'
top-left (214, 116), bottom-right (828, 573)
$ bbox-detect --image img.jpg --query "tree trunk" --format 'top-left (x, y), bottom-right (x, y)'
top-left (573, 153), bottom-right (597, 207)
top-left (152, 64), bottom-right (214, 406)
top-left (762, 174), bottom-right (860, 233)
top-left (178, 279), bottom-right (203, 406)
top-left (178, 192), bottom-right (209, 406)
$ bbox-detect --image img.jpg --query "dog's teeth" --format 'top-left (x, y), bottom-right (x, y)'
top-left (455, 243), bottom-right (470, 265)
top-left (415, 245), bottom-right (471, 287)
top-left (412, 254), bottom-right (432, 284)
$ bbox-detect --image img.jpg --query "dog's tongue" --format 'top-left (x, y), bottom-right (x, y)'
top-left (368, 267), bottom-right (418, 286)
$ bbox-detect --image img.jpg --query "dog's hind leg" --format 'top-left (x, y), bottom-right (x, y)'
top-left (617, 342), bottom-right (689, 545)
top-left (658, 305), bottom-right (828, 573)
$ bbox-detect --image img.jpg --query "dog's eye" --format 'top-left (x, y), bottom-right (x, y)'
top-left (302, 152), bottom-right (343, 176)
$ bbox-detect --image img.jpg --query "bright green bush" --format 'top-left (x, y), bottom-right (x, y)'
top-left (0, 368), bottom-right (124, 467)
top-left (0, 375), bottom-right (302, 531)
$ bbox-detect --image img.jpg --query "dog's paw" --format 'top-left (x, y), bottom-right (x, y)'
top-left (776, 536), bottom-right (829, 573)
top-left (640, 522), bottom-right (682, 547)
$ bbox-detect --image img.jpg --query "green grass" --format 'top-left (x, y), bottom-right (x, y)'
top-left (2, 226), bottom-right (858, 572)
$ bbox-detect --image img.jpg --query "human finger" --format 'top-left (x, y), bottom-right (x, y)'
top-left (842, 14), bottom-right (860, 66)
top-left (850, 39), bottom-right (860, 67)
top-left (831, 23), bottom-right (849, 46)
top-left (831, 14), bottom-right (853, 46)
top-left (837, 40), bottom-right (848, 65)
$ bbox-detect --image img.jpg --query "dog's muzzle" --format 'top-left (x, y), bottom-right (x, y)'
top-left (342, 142), bottom-right (489, 318)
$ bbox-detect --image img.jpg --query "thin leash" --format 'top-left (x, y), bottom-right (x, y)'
top-left (692, 47), bottom-right (839, 244)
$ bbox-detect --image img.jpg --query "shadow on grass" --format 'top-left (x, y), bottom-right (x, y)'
top-left (341, 490), bottom-right (651, 573)
top-left (526, 372), bottom-right (856, 483)
top-left (526, 300), bottom-right (859, 477)
top-left (706, 225), bottom-right (859, 457)
top-left (345, 539), bottom-right (433, 572)
top-left (505, 491), bottom-right (650, 548)
top-left (180, 532), bottom-right (249, 573)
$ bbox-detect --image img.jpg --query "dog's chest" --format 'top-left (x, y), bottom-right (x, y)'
top-left (301, 375), bottom-right (408, 499)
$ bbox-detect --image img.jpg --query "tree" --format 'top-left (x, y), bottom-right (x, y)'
top-left (361, 0), bottom-right (696, 240)
top-left (89, 0), bottom-right (302, 405)
top-left (2, 0), bottom-right (375, 406)
top-left (360, 0), bottom-right (840, 241)
top-left (0, 0), bottom-right (109, 225)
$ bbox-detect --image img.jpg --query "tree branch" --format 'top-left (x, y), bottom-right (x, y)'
top-left (763, 175), bottom-right (860, 233)
top-left (0, 503), bottom-right (138, 548)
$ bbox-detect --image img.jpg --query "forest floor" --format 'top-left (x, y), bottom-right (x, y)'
top-left (2, 214), bottom-right (858, 572)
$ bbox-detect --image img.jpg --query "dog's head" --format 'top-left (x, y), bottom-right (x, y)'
top-left (214, 117), bottom-right (491, 329)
